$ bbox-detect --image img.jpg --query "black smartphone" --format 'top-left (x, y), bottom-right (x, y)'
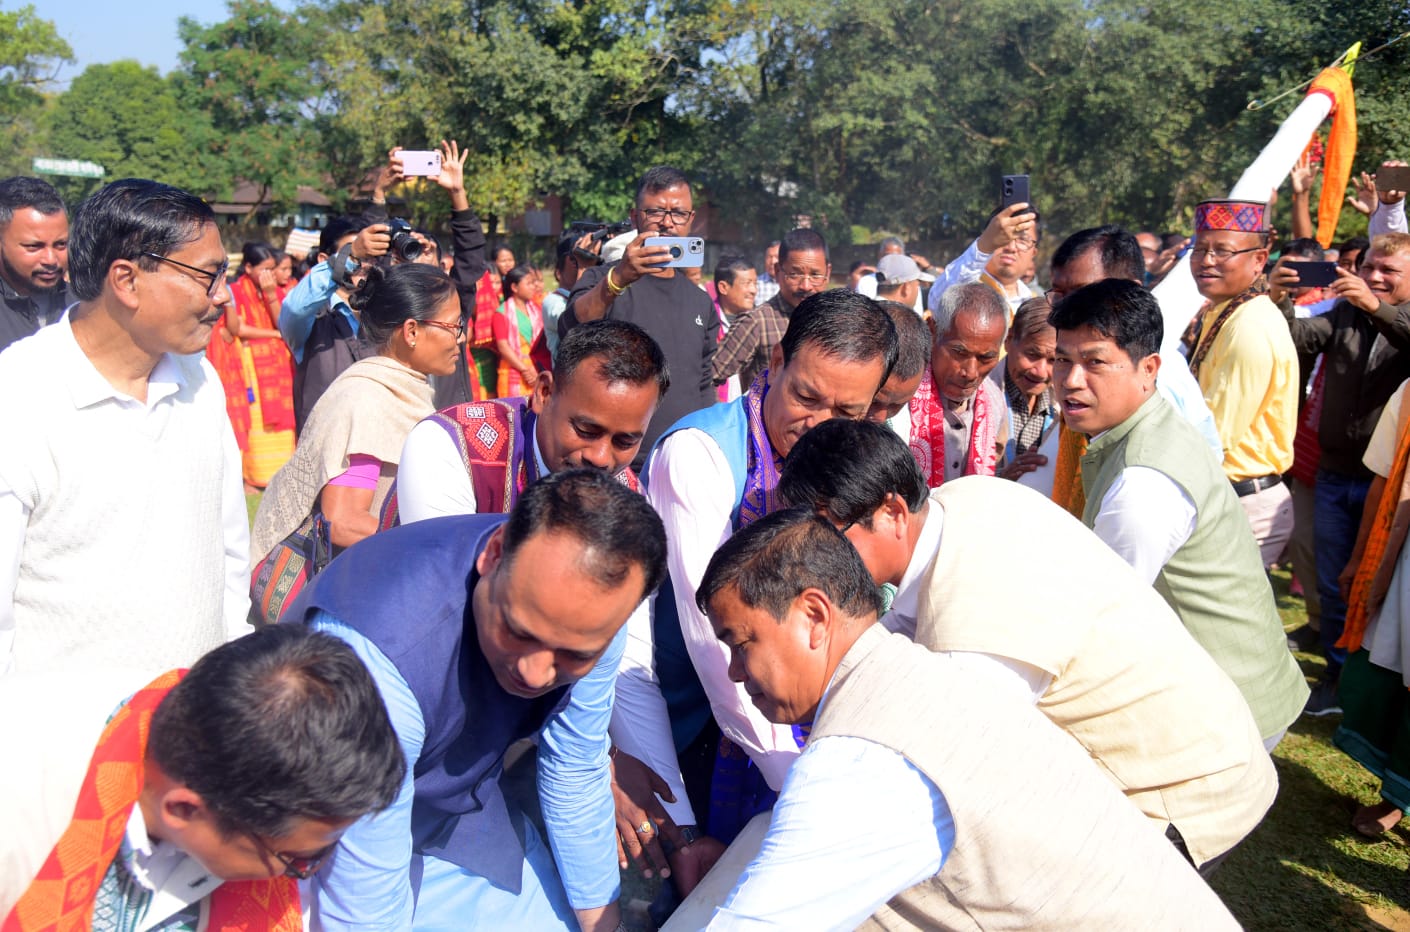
top-left (1378, 165), bottom-right (1410, 193)
top-left (1293, 261), bottom-right (1338, 287)
top-left (1001, 174), bottom-right (1030, 210)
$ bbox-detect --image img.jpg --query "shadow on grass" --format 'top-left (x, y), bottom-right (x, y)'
top-left (1212, 717), bottom-right (1410, 930)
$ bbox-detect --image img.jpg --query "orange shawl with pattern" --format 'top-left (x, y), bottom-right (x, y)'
top-left (2, 671), bottom-right (300, 932)
top-left (1340, 394), bottom-right (1410, 657)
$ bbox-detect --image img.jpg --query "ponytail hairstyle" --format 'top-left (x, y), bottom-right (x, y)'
top-left (240, 241), bottom-right (278, 276)
top-left (501, 263), bottom-right (536, 302)
top-left (347, 263), bottom-right (457, 348)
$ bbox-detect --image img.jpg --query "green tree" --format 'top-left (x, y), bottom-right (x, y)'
top-left (174, 0), bottom-right (326, 214)
top-left (0, 5), bottom-right (73, 176)
top-left (309, 0), bottom-right (723, 230)
top-left (45, 62), bottom-right (211, 203)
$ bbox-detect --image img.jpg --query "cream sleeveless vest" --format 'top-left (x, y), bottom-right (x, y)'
top-left (916, 477), bottom-right (1276, 865)
top-left (813, 626), bottom-right (1239, 931)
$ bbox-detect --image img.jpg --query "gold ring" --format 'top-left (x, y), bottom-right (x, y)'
top-left (637, 820), bottom-right (653, 835)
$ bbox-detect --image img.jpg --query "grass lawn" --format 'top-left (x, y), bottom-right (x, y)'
top-left (1209, 568), bottom-right (1410, 930)
top-left (249, 489), bottom-right (1408, 929)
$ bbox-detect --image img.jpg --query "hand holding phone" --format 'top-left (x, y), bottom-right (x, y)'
top-left (642, 236), bottom-right (705, 269)
top-left (1001, 174), bottom-right (1030, 210)
top-left (398, 149), bottom-right (443, 177)
top-left (1292, 261), bottom-right (1338, 288)
top-left (1377, 163), bottom-right (1410, 204)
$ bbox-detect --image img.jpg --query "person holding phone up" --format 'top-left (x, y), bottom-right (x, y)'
top-left (558, 166), bottom-right (718, 469)
top-left (1279, 232), bottom-right (1410, 717)
top-left (927, 196), bottom-right (1040, 314)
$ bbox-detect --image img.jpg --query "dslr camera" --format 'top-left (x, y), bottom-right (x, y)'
top-left (386, 218), bottom-right (424, 263)
top-left (568, 219), bottom-right (634, 265)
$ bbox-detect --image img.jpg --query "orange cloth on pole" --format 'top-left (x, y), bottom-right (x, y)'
top-left (1306, 66), bottom-right (1356, 250)
top-left (3, 670), bottom-right (301, 932)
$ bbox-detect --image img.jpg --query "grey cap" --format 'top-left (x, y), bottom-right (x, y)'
top-left (875, 253), bottom-right (934, 285)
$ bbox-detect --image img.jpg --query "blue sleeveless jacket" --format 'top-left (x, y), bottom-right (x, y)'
top-left (284, 514), bottom-right (570, 893)
top-left (645, 398), bottom-right (751, 750)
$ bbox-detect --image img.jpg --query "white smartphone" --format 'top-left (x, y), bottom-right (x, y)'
top-left (399, 150), bottom-right (442, 177)
top-left (643, 236), bottom-right (705, 268)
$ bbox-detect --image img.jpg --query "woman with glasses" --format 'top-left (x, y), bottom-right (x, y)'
top-left (249, 263), bottom-right (464, 623)
top-left (492, 263), bottom-right (549, 397)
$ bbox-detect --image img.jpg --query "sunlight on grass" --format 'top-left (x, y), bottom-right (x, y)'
top-left (1208, 568), bottom-right (1410, 931)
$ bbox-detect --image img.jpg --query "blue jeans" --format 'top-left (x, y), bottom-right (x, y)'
top-left (1314, 469), bottom-right (1373, 677)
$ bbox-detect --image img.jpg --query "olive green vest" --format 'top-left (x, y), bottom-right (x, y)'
top-left (1081, 392), bottom-right (1308, 739)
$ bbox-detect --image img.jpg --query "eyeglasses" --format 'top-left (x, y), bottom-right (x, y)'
top-left (781, 271), bottom-right (829, 285)
top-left (1010, 238), bottom-right (1037, 252)
top-left (142, 252), bottom-right (230, 298)
top-left (419, 318), bottom-right (466, 339)
top-left (638, 207), bottom-right (695, 225)
top-left (1190, 245), bottom-right (1263, 263)
top-left (250, 834), bottom-right (337, 880)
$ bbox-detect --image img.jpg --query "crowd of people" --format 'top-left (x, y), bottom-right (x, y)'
top-left (0, 141), bottom-right (1408, 930)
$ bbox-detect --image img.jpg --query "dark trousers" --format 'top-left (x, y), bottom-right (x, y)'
top-left (1314, 469), bottom-right (1372, 676)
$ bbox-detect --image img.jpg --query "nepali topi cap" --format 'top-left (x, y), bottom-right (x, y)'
top-left (1194, 199), bottom-right (1269, 234)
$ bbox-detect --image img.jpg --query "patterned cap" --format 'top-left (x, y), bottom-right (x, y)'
top-left (1194, 199), bottom-right (1268, 233)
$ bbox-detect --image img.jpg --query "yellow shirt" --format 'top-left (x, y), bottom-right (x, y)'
top-left (1195, 293), bottom-right (1298, 480)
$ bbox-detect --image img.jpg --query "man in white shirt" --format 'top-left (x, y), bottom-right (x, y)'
top-left (645, 290), bottom-right (897, 819)
top-left (0, 179), bottom-right (251, 677)
top-left (778, 418), bottom-right (1278, 870)
top-left (693, 508), bottom-right (1239, 930)
top-left (0, 624), bottom-right (405, 930)
top-left (1050, 277), bottom-right (1309, 747)
top-left (927, 202), bottom-right (1038, 313)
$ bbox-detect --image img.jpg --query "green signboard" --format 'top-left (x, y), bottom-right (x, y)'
top-left (32, 158), bottom-right (105, 179)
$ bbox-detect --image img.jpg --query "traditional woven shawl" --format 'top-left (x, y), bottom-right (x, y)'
top-left (738, 371), bottom-right (783, 528)
top-left (1340, 392), bottom-right (1410, 656)
top-left (251, 355), bottom-right (433, 562)
top-left (907, 369), bottom-right (1000, 486)
top-left (1188, 281), bottom-right (1268, 381)
top-left (2, 671), bottom-right (300, 932)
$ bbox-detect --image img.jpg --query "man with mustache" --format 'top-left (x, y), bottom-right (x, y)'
top-left (711, 228), bottom-right (832, 393)
top-left (0, 179), bottom-right (252, 676)
top-left (0, 177), bottom-right (68, 354)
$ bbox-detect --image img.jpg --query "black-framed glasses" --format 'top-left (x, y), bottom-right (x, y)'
top-left (141, 252), bottom-right (230, 298)
top-left (1189, 245), bottom-right (1263, 264)
top-left (250, 834), bottom-right (337, 880)
top-left (419, 318), bottom-right (466, 339)
top-left (639, 207), bottom-right (695, 225)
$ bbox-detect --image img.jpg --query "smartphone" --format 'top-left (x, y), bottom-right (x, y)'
top-left (399, 150), bottom-right (442, 177)
top-left (1001, 174), bottom-right (1030, 210)
top-left (1293, 261), bottom-right (1338, 287)
top-left (643, 236), bottom-right (705, 268)
top-left (1378, 165), bottom-right (1410, 193)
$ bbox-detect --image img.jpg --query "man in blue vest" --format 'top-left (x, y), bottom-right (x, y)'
top-left (644, 289), bottom-right (897, 838)
top-left (286, 468), bottom-right (667, 931)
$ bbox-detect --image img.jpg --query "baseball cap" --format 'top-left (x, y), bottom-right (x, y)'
top-left (875, 253), bottom-right (934, 285)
